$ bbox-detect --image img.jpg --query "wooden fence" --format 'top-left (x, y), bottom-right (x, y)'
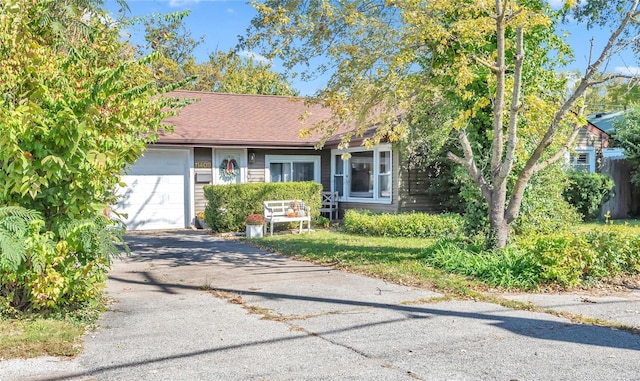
top-left (600, 157), bottom-right (640, 219)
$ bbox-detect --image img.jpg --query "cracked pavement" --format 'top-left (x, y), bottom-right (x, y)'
top-left (2, 230), bottom-right (640, 380)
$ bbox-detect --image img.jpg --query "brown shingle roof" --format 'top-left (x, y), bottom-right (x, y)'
top-left (159, 91), bottom-right (332, 148)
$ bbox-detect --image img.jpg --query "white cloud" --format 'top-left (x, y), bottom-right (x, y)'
top-left (238, 50), bottom-right (270, 63)
top-left (227, 8), bottom-right (236, 14)
top-left (615, 66), bottom-right (640, 76)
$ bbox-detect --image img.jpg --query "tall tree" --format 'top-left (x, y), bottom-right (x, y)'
top-left (141, 13), bottom-right (297, 95)
top-left (143, 11), bottom-right (204, 87)
top-left (186, 51), bottom-right (299, 95)
top-left (244, 0), bottom-right (640, 248)
top-left (0, 0), bottom-right (181, 223)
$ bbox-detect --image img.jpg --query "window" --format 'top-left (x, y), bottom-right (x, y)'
top-left (569, 147), bottom-right (596, 173)
top-left (331, 144), bottom-right (392, 204)
top-left (265, 155), bottom-right (321, 183)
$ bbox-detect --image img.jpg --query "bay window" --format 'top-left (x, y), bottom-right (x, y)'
top-left (331, 145), bottom-right (392, 203)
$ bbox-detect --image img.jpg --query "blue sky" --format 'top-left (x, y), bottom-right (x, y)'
top-left (104, 0), bottom-right (639, 95)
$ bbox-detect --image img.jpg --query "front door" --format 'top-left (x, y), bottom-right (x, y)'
top-left (214, 149), bottom-right (245, 185)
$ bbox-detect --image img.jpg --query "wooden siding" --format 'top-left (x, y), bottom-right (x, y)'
top-left (396, 149), bottom-right (447, 213)
top-left (193, 148), bottom-right (212, 212)
top-left (247, 151), bottom-right (266, 183)
top-left (320, 150), bottom-right (331, 190)
top-left (575, 126), bottom-right (607, 171)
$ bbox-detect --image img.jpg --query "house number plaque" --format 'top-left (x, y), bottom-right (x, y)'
top-left (195, 161), bottom-right (212, 168)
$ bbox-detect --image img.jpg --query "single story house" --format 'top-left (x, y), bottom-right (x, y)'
top-left (116, 90), bottom-right (436, 230)
top-left (577, 110), bottom-right (639, 218)
top-left (567, 111), bottom-right (628, 173)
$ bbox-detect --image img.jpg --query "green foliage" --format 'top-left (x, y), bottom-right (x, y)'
top-left (0, 0), bottom-right (160, 313)
top-left (0, 0), bottom-right (179, 223)
top-left (314, 215), bottom-right (330, 229)
top-left (343, 210), bottom-right (464, 240)
top-left (203, 182), bottom-right (322, 232)
top-left (245, 0), bottom-right (638, 249)
top-left (426, 224), bottom-right (640, 290)
top-left (514, 165), bottom-right (582, 235)
top-left (562, 171), bottom-right (615, 221)
top-left (140, 12), bottom-right (297, 95)
top-left (0, 207), bottom-right (123, 313)
top-left (612, 107), bottom-right (640, 187)
top-left (426, 242), bottom-right (541, 290)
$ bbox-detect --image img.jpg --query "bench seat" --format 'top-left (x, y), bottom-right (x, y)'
top-left (263, 200), bottom-right (311, 236)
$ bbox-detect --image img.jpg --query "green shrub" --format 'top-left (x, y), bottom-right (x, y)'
top-left (511, 164), bottom-right (581, 236)
top-left (426, 242), bottom-right (541, 289)
top-left (203, 182), bottom-right (323, 233)
top-left (425, 223), bottom-right (640, 290)
top-left (314, 215), bottom-right (330, 229)
top-left (343, 210), bottom-right (465, 239)
top-left (563, 171), bottom-right (615, 221)
top-left (0, 207), bottom-right (120, 314)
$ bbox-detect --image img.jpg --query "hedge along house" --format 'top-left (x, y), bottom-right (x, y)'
top-left (116, 90), bottom-right (437, 230)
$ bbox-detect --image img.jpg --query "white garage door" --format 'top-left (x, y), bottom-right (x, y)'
top-left (117, 149), bottom-right (190, 230)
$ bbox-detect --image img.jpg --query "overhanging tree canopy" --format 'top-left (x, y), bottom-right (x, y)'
top-left (244, 0), bottom-right (640, 247)
top-left (0, 0), bottom-right (182, 224)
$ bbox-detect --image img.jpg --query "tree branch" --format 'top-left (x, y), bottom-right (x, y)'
top-left (517, 0), bottom-right (640, 186)
top-left (471, 54), bottom-right (500, 73)
top-left (448, 129), bottom-right (492, 203)
top-left (490, 0), bottom-right (507, 176)
top-left (499, 25), bottom-right (524, 179)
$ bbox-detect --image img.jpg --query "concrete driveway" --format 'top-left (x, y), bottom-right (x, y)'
top-left (2, 230), bottom-right (640, 380)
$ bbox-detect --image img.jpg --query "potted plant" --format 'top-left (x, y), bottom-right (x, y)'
top-left (195, 211), bottom-right (207, 229)
top-left (245, 213), bottom-right (265, 239)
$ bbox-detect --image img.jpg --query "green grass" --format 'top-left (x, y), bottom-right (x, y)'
top-left (0, 318), bottom-right (85, 359)
top-left (0, 299), bottom-right (106, 360)
top-left (578, 218), bottom-right (640, 231)
top-left (256, 230), bottom-right (486, 297)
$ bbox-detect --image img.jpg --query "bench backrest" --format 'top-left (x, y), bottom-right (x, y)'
top-left (321, 191), bottom-right (339, 208)
top-left (263, 200), bottom-right (308, 217)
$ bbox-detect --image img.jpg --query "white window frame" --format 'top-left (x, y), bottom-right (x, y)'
top-left (331, 144), bottom-right (393, 204)
top-left (568, 147), bottom-right (596, 173)
top-left (264, 155), bottom-right (321, 183)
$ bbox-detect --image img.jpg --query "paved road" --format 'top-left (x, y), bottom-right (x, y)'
top-left (2, 231), bottom-right (640, 380)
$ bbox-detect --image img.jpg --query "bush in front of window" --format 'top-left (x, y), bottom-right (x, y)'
top-left (343, 209), bottom-right (465, 240)
top-left (562, 171), bottom-right (615, 221)
top-left (203, 181), bottom-right (322, 233)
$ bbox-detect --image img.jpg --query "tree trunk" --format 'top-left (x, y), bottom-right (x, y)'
top-left (489, 183), bottom-right (509, 249)
top-left (490, 213), bottom-right (510, 249)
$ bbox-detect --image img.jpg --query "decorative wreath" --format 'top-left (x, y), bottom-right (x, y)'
top-left (219, 157), bottom-right (239, 181)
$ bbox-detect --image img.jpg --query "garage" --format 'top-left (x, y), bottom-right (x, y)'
top-left (116, 148), bottom-right (190, 230)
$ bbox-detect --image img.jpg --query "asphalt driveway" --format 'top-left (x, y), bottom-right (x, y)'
top-left (2, 230), bottom-right (640, 380)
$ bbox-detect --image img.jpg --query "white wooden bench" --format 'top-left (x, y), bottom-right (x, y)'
top-left (263, 200), bottom-right (311, 236)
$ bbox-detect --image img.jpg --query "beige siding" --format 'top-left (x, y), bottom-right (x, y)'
top-left (248, 151), bottom-right (266, 183)
top-left (193, 148), bottom-right (213, 212)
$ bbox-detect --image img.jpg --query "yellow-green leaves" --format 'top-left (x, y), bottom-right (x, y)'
top-left (0, 0), bottom-right (177, 219)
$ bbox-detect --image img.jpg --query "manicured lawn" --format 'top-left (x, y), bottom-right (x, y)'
top-left (256, 230), bottom-right (486, 297)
